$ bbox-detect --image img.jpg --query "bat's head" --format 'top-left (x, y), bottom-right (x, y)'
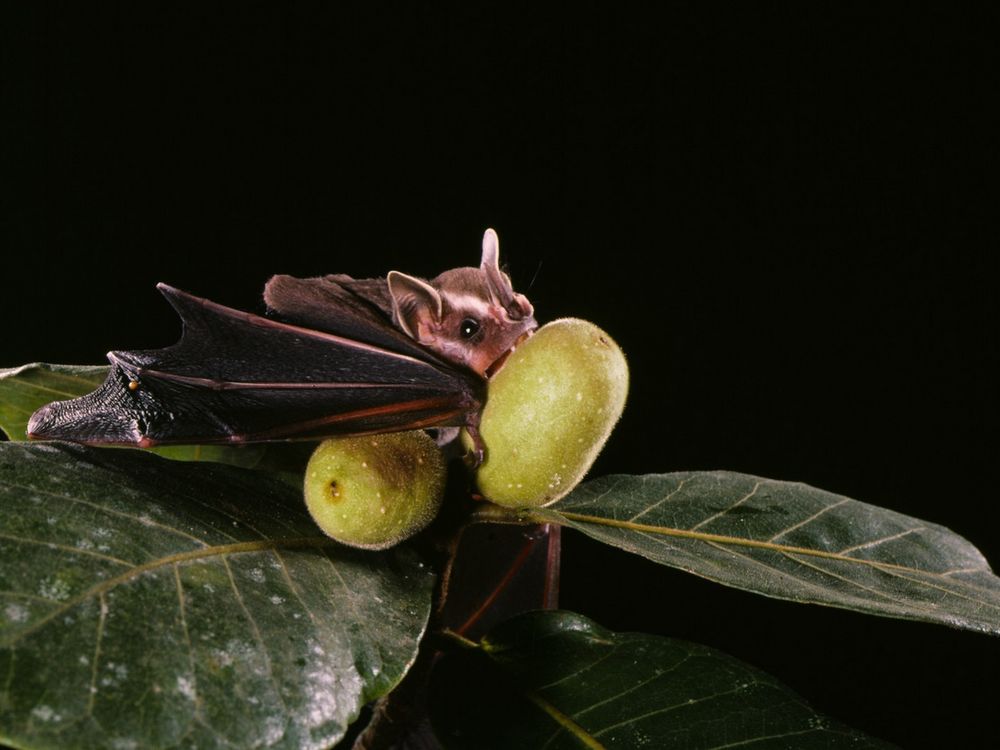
top-left (388, 228), bottom-right (537, 377)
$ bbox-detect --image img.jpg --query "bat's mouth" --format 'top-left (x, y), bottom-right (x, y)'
top-left (485, 330), bottom-right (534, 379)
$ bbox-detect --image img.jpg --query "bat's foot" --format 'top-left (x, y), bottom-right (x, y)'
top-left (464, 425), bottom-right (486, 469)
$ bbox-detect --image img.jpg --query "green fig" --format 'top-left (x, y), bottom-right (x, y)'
top-left (304, 431), bottom-right (446, 549)
top-left (467, 318), bottom-right (628, 507)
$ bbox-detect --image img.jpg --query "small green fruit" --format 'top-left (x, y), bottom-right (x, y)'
top-left (304, 431), bottom-right (446, 549)
top-left (468, 318), bottom-right (628, 507)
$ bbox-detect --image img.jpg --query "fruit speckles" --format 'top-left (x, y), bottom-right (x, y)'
top-left (304, 431), bottom-right (445, 549)
top-left (467, 318), bottom-right (628, 508)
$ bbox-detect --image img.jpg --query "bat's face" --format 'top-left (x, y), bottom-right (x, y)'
top-left (389, 265), bottom-right (536, 378)
top-left (388, 228), bottom-right (537, 378)
top-left (429, 282), bottom-right (536, 377)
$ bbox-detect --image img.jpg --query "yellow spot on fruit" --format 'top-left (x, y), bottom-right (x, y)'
top-left (303, 432), bottom-right (446, 549)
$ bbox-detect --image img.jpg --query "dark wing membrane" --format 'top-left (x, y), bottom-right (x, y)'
top-left (263, 274), bottom-right (400, 350)
top-left (27, 284), bottom-right (485, 446)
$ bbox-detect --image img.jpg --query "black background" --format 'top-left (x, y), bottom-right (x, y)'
top-left (3, 4), bottom-right (998, 747)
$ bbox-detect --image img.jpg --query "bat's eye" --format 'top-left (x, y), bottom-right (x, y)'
top-left (460, 318), bottom-right (481, 339)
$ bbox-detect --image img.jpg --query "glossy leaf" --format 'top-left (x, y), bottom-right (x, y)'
top-left (0, 363), bottom-right (275, 469)
top-left (533, 472), bottom-right (1000, 634)
top-left (0, 442), bottom-right (435, 749)
top-left (431, 610), bottom-right (893, 749)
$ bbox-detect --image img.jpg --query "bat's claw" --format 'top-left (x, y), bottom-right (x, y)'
top-left (467, 446), bottom-right (485, 470)
top-left (464, 424), bottom-right (486, 469)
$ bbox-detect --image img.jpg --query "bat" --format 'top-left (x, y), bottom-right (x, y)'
top-left (27, 229), bottom-right (536, 463)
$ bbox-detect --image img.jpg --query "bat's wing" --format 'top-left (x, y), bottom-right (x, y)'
top-left (27, 284), bottom-right (486, 446)
top-left (263, 273), bottom-right (399, 348)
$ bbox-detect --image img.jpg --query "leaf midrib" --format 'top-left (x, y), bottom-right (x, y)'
top-left (551, 510), bottom-right (987, 579)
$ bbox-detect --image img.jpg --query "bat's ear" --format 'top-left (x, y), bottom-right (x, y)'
top-left (480, 228), bottom-right (501, 273)
top-left (479, 228), bottom-right (532, 321)
top-left (388, 271), bottom-right (443, 341)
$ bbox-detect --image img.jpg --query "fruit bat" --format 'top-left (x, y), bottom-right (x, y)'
top-left (27, 229), bottom-right (536, 463)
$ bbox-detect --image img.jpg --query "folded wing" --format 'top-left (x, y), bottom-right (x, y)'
top-left (27, 283), bottom-right (485, 446)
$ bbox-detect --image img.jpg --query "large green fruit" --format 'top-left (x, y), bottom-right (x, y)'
top-left (469, 318), bottom-right (628, 507)
top-left (304, 431), bottom-right (446, 549)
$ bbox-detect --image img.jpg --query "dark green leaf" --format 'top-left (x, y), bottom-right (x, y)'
top-left (0, 442), bottom-right (435, 749)
top-left (431, 610), bottom-right (893, 749)
top-left (533, 472), bottom-right (1000, 634)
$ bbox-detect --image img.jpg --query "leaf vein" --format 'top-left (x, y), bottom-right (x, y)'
top-left (690, 481), bottom-right (762, 531)
top-left (837, 527), bottom-right (927, 555)
top-left (572, 654), bottom-right (692, 719)
top-left (222, 557), bottom-right (292, 728)
top-left (0, 378), bottom-right (92, 399)
top-left (524, 688), bottom-right (605, 749)
top-left (0, 404), bottom-right (33, 417)
top-left (0, 590), bottom-right (61, 605)
top-left (536, 647), bottom-right (620, 691)
top-left (553, 510), bottom-right (981, 579)
top-left (768, 498), bottom-right (849, 542)
top-left (780, 552), bottom-right (912, 605)
top-left (593, 684), bottom-right (749, 737)
top-left (3, 478), bottom-right (208, 548)
top-left (628, 477), bottom-right (690, 523)
top-left (0, 536), bottom-right (334, 648)
top-left (174, 563), bottom-right (201, 725)
top-left (876, 566), bottom-right (1000, 613)
top-left (0, 531), bottom-right (135, 567)
top-left (320, 548), bottom-right (387, 674)
top-left (86, 593), bottom-right (108, 716)
top-left (707, 727), bottom-right (824, 749)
